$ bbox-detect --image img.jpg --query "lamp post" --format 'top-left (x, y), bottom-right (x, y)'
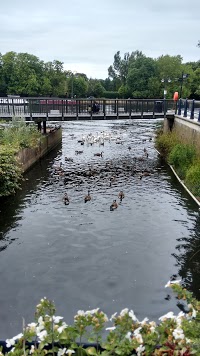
top-left (161, 78), bottom-right (171, 99)
top-left (179, 72), bottom-right (189, 98)
top-left (66, 71), bottom-right (77, 99)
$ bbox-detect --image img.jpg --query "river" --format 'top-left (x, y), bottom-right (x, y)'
top-left (0, 119), bottom-right (200, 339)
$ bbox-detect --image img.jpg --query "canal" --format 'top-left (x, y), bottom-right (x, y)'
top-left (0, 119), bottom-right (200, 339)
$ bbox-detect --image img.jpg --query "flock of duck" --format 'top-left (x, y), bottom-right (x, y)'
top-left (49, 129), bottom-right (154, 211)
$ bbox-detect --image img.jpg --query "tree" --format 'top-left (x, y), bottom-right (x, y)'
top-left (87, 79), bottom-right (105, 97)
top-left (108, 51), bottom-right (130, 87)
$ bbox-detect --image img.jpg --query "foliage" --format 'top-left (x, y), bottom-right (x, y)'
top-left (185, 161), bottom-right (200, 197)
top-left (168, 144), bottom-right (196, 179)
top-left (155, 131), bottom-right (179, 159)
top-left (2, 282), bottom-right (200, 355)
top-left (0, 119), bottom-right (43, 196)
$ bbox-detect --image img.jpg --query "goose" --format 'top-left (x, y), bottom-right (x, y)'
top-left (110, 200), bottom-right (118, 211)
top-left (84, 190), bottom-right (91, 203)
top-left (118, 191), bottom-right (125, 200)
top-left (63, 193), bottom-right (70, 205)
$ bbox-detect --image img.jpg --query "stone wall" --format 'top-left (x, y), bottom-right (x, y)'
top-left (16, 127), bottom-right (62, 173)
top-left (164, 116), bottom-right (200, 153)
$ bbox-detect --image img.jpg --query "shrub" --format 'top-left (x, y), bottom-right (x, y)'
top-left (168, 144), bottom-right (196, 179)
top-left (185, 161), bottom-right (200, 197)
top-left (155, 131), bottom-right (179, 159)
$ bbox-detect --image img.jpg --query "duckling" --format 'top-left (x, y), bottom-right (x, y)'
top-left (110, 200), bottom-right (118, 211)
top-left (128, 146), bottom-right (131, 151)
top-left (63, 193), bottom-right (70, 205)
top-left (84, 190), bottom-right (91, 203)
top-left (94, 151), bottom-right (103, 157)
top-left (118, 191), bottom-right (125, 200)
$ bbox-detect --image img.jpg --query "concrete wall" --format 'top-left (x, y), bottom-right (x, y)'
top-left (16, 128), bottom-right (62, 172)
top-left (164, 115), bottom-right (200, 153)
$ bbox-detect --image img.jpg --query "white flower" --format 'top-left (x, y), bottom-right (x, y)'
top-left (58, 323), bottom-right (68, 333)
top-left (27, 322), bottom-right (37, 332)
top-left (29, 345), bottom-right (35, 354)
top-left (77, 310), bottom-right (85, 316)
top-left (133, 327), bottom-right (143, 344)
top-left (136, 345), bottom-right (145, 356)
top-left (106, 326), bottom-right (116, 331)
top-left (37, 329), bottom-right (47, 341)
top-left (128, 310), bottom-right (138, 322)
top-left (172, 327), bottom-right (185, 340)
top-left (6, 338), bottom-right (15, 348)
top-left (66, 350), bottom-right (75, 355)
top-left (53, 316), bottom-right (63, 323)
top-left (165, 280), bottom-right (181, 288)
top-left (120, 308), bottom-right (129, 316)
top-left (140, 317), bottom-right (149, 325)
top-left (58, 348), bottom-right (67, 356)
top-left (13, 333), bottom-right (23, 341)
top-left (176, 311), bottom-right (185, 325)
top-left (110, 312), bottom-right (117, 321)
top-left (192, 308), bottom-right (197, 318)
top-left (125, 331), bottom-right (132, 341)
top-left (159, 311), bottom-right (175, 321)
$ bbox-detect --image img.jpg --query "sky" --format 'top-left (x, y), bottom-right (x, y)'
top-left (0, 0), bottom-right (200, 79)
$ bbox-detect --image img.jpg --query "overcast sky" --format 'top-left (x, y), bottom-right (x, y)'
top-left (0, 0), bottom-right (200, 79)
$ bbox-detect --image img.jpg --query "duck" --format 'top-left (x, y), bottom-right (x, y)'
top-left (128, 146), bottom-right (131, 151)
top-left (84, 190), bottom-right (91, 203)
top-left (94, 151), bottom-right (103, 157)
top-left (110, 200), bottom-right (118, 211)
top-left (65, 157), bottom-right (73, 162)
top-left (118, 191), bottom-right (125, 200)
top-left (63, 193), bottom-right (70, 205)
top-left (109, 176), bottom-right (116, 187)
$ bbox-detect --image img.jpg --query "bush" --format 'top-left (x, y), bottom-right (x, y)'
top-left (185, 161), bottom-right (200, 197)
top-left (168, 144), bottom-right (196, 179)
top-left (155, 131), bottom-right (179, 159)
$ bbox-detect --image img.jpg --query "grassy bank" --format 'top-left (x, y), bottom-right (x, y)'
top-left (0, 118), bottom-right (43, 197)
top-left (155, 124), bottom-right (200, 200)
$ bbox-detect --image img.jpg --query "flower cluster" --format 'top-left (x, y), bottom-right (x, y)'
top-left (2, 281), bottom-right (200, 355)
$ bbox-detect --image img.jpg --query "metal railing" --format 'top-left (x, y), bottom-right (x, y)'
top-left (1, 97), bottom-right (199, 120)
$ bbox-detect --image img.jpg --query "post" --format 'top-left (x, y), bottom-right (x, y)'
top-left (163, 99), bottom-right (166, 118)
top-left (103, 99), bottom-right (106, 119)
top-left (76, 100), bottom-right (78, 120)
top-left (61, 99), bottom-right (64, 120)
top-left (129, 99), bottom-right (131, 119)
top-left (183, 99), bottom-right (188, 117)
top-left (141, 100), bottom-right (144, 118)
top-left (180, 71), bottom-right (183, 98)
top-left (116, 99), bottom-right (119, 119)
top-left (190, 99), bottom-right (195, 120)
top-left (43, 120), bottom-right (46, 134)
top-left (178, 99), bottom-right (182, 115)
top-left (198, 109), bottom-right (200, 122)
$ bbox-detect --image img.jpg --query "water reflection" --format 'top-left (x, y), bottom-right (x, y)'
top-left (0, 120), bottom-right (200, 339)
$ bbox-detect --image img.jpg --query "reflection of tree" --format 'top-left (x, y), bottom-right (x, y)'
top-left (0, 146), bottom-right (61, 251)
top-left (172, 213), bottom-right (200, 299)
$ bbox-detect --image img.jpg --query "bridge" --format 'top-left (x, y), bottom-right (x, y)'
top-left (0, 97), bottom-right (199, 123)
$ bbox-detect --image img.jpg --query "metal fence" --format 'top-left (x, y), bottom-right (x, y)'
top-left (0, 97), bottom-right (199, 120)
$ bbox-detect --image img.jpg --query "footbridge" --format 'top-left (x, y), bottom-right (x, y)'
top-left (0, 97), bottom-right (199, 123)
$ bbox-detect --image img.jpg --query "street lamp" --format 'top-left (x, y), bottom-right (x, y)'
top-left (161, 78), bottom-right (171, 99)
top-left (66, 71), bottom-right (77, 99)
top-left (179, 72), bottom-right (189, 98)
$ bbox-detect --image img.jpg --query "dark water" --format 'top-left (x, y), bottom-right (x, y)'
top-left (0, 119), bottom-right (200, 339)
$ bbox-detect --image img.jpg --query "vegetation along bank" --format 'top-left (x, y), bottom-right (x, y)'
top-left (155, 124), bottom-right (200, 202)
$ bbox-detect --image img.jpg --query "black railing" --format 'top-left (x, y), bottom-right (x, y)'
top-left (0, 97), bottom-right (200, 121)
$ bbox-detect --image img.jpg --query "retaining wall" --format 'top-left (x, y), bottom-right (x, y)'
top-left (164, 116), bottom-right (200, 152)
top-left (16, 128), bottom-right (62, 172)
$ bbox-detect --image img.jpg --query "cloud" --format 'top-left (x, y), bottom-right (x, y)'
top-left (0, 0), bottom-right (200, 78)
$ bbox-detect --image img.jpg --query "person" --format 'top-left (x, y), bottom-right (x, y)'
top-left (92, 101), bottom-right (100, 113)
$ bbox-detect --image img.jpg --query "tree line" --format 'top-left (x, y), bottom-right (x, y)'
top-left (0, 50), bottom-right (200, 99)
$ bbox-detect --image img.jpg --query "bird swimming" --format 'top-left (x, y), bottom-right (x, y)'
top-left (63, 193), bottom-right (70, 205)
top-left (118, 191), bottom-right (125, 200)
top-left (110, 200), bottom-right (118, 211)
top-left (84, 190), bottom-right (91, 203)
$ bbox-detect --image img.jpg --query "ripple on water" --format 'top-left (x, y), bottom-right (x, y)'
top-left (0, 119), bottom-right (199, 338)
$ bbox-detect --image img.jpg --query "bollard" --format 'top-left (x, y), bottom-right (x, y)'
top-left (183, 99), bottom-right (188, 117)
top-left (178, 99), bottom-right (182, 115)
top-left (190, 99), bottom-right (195, 120)
top-left (198, 109), bottom-right (200, 122)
